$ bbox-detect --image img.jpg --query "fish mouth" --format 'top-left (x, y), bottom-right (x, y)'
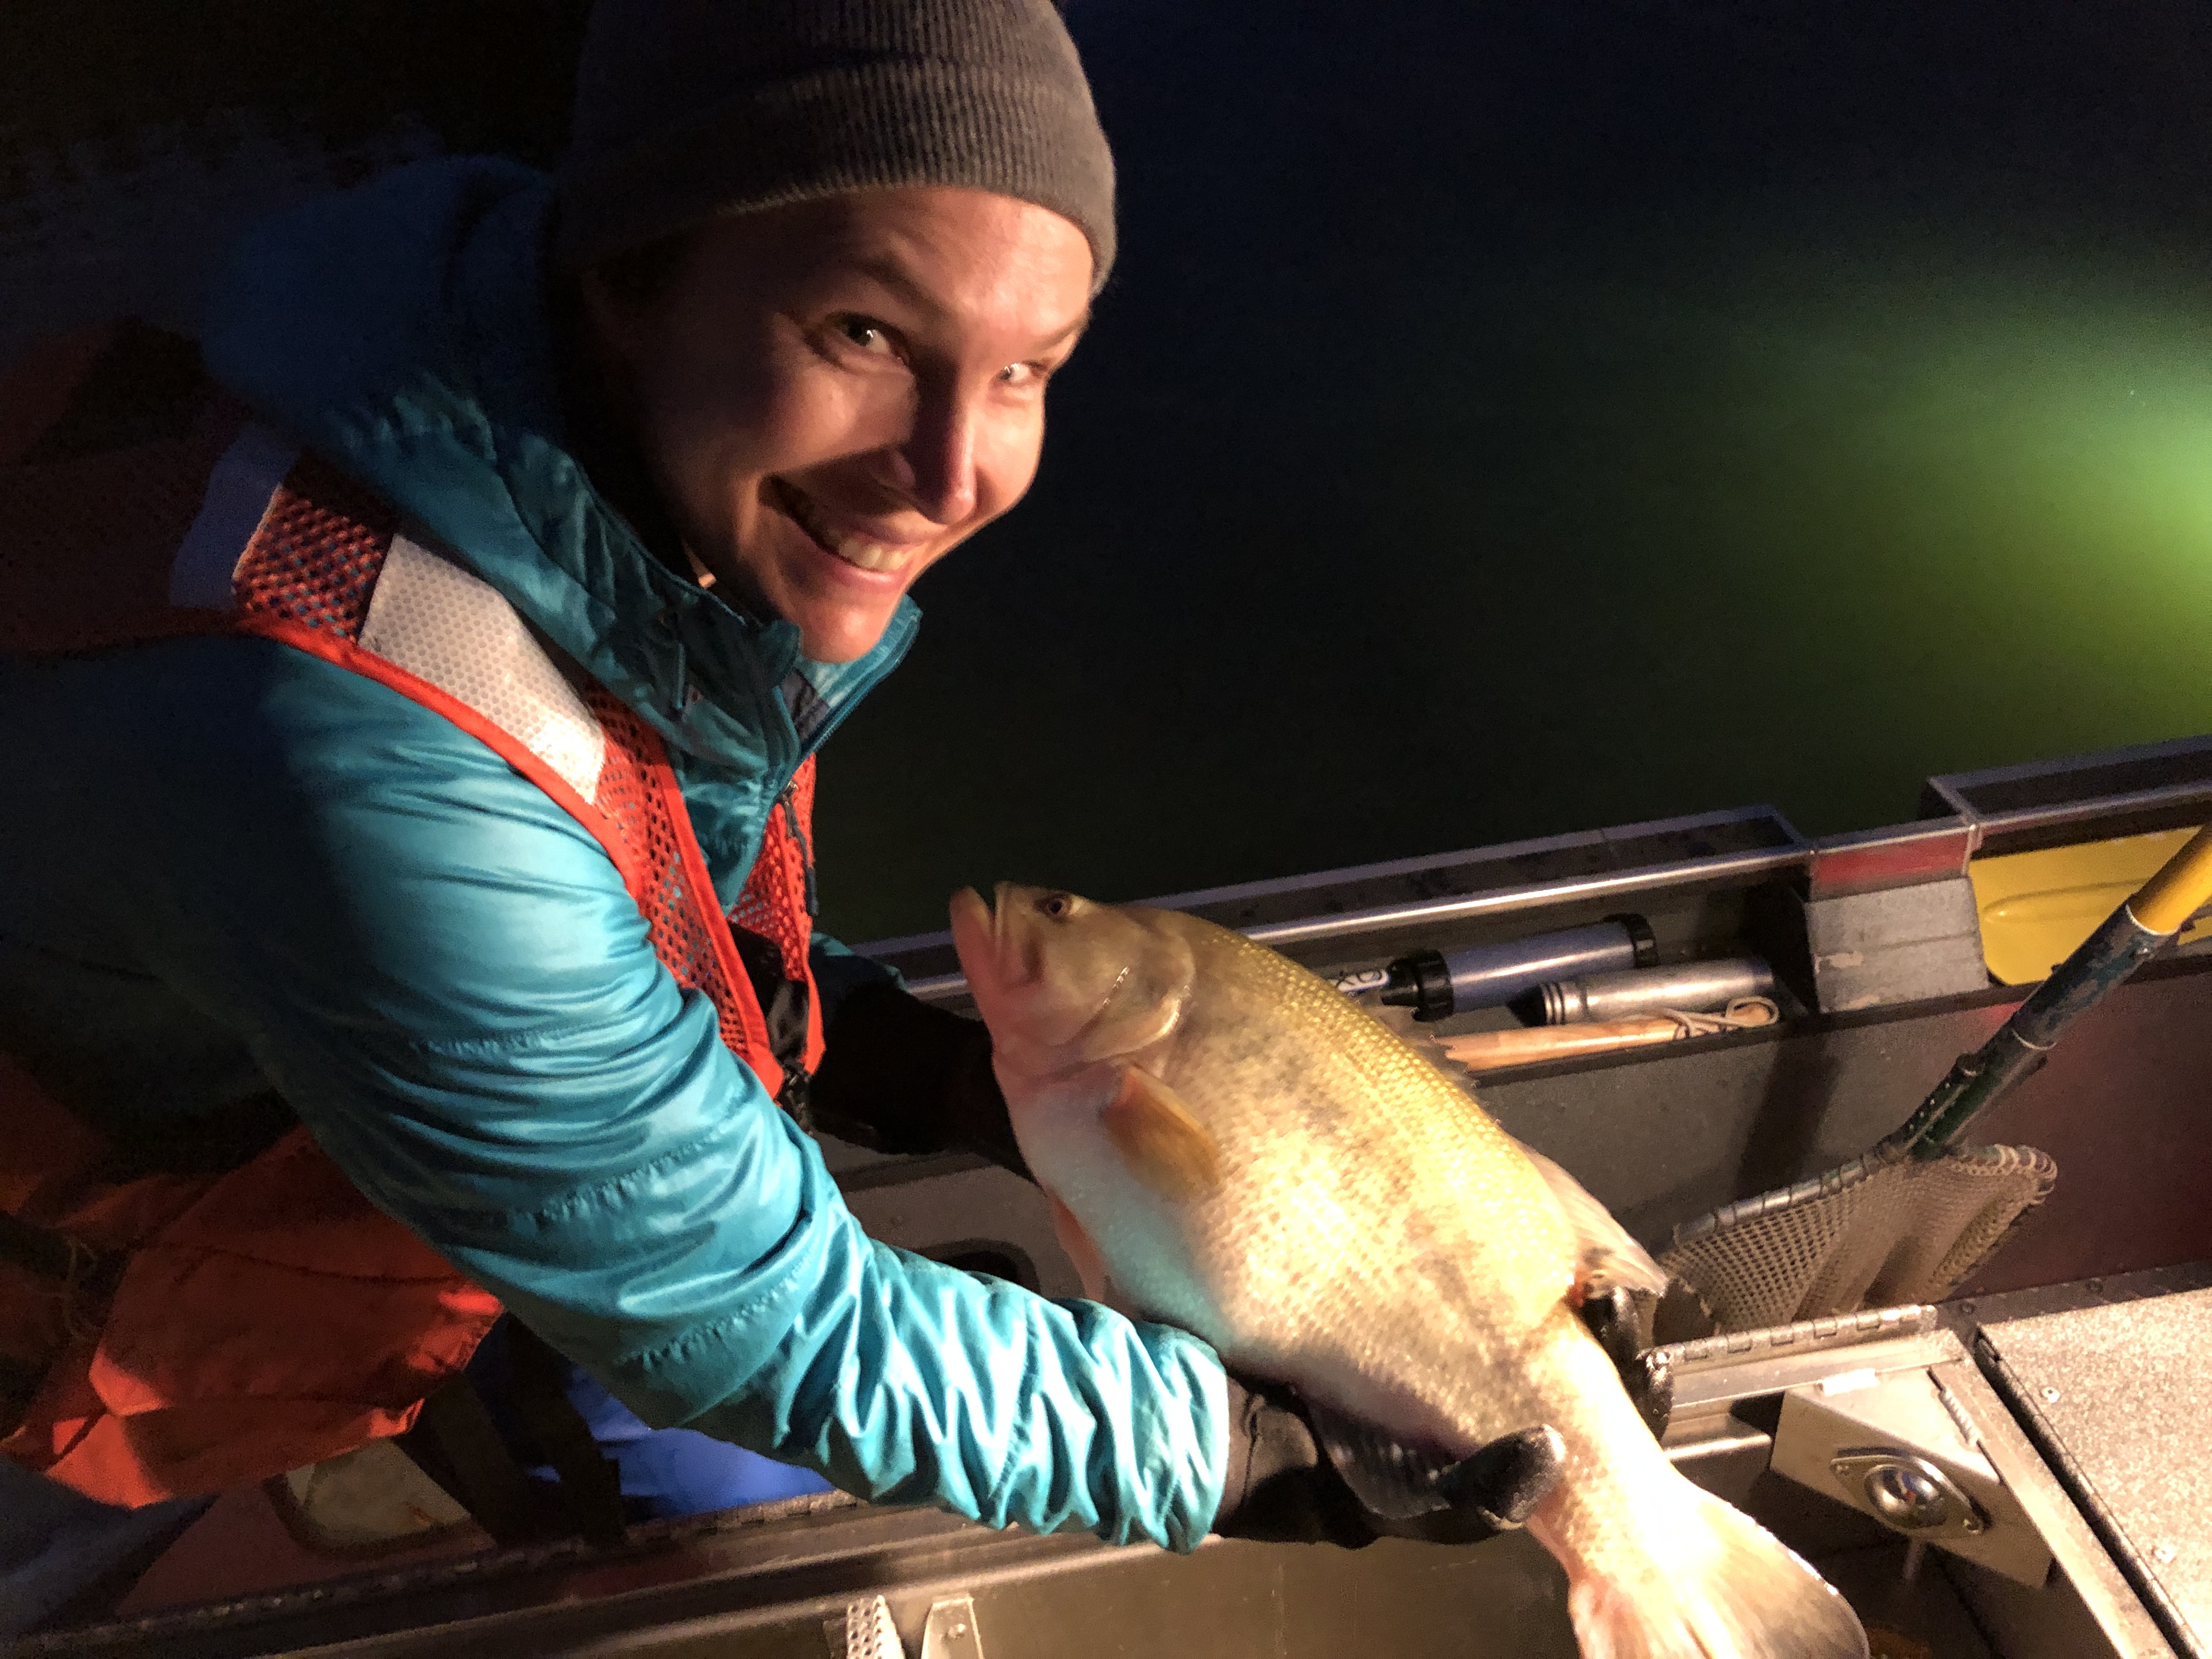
top-left (950, 884), bottom-right (1013, 991)
top-left (950, 883), bottom-right (1048, 993)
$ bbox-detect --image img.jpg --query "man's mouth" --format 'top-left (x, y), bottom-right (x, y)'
top-left (769, 479), bottom-right (926, 575)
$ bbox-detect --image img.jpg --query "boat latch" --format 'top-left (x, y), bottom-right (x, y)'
top-left (1769, 1365), bottom-right (2053, 1589)
top-left (917, 1595), bottom-right (986, 1659)
top-left (1829, 1450), bottom-right (1985, 1539)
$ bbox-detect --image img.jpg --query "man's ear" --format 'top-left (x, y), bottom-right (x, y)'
top-left (575, 266), bottom-right (648, 375)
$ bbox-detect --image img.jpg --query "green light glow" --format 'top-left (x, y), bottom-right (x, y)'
top-left (1382, 222), bottom-right (2212, 845)
top-left (827, 204), bottom-right (2212, 935)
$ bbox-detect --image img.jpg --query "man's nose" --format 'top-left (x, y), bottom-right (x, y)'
top-left (881, 379), bottom-right (981, 526)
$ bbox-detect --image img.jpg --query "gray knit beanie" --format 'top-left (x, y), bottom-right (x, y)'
top-left (556, 0), bottom-right (1116, 289)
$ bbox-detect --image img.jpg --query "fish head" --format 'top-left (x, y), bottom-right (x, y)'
top-left (950, 884), bottom-right (1197, 1077)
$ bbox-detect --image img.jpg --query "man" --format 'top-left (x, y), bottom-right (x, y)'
top-left (1, 0), bottom-right (1648, 1573)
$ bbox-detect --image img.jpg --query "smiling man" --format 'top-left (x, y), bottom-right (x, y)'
top-left (579, 188), bottom-right (1092, 667)
top-left (0, 0), bottom-right (1589, 1571)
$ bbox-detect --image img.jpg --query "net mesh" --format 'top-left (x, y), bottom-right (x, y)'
top-left (583, 687), bottom-right (759, 1068)
top-left (729, 755), bottom-right (817, 981)
top-left (233, 451), bottom-right (396, 635)
top-left (1660, 1142), bottom-right (2057, 1333)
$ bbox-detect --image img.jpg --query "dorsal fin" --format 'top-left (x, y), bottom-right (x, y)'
top-left (1516, 1140), bottom-right (1668, 1298)
top-left (1102, 1066), bottom-right (1224, 1204)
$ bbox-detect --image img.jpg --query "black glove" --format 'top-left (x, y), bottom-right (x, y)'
top-left (1212, 1374), bottom-right (1562, 1547)
top-left (1212, 1290), bottom-right (1674, 1548)
top-left (1581, 1283), bottom-right (1674, 1441)
top-left (807, 981), bottom-right (1030, 1178)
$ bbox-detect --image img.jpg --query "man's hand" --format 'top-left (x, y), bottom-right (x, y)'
top-left (1212, 1291), bottom-right (1673, 1549)
top-left (808, 982), bottom-right (1029, 1177)
top-left (1580, 1283), bottom-right (1673, 1440)
top-left (1211, 1374), bottom-right (1561, 1548)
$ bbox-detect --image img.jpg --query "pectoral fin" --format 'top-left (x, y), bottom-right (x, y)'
top-left (1045, 1189), bottom-right (1114, 1303)
top-left (1102, 1067), bottom-right (1223, 1203)
top-left (1516, 1139), bottom-right (1668, 1298)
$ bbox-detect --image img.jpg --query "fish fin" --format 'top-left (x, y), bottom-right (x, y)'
top-left (1306, 1401), bottom-right (1460, 1520)
top-left (1309, 1401), bottom-right (1558, 1527)
top-left (1043, 1189), bottom-right (1114, 1303)
top-left (1102, 1067), bottom-right (1224, 1203)
top-left (1541, 1485), bottom-right (1869, 1659)
top-left (1516, 1139), bottom-right (1669, 1300)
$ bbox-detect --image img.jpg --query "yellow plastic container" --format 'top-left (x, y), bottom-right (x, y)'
top-left (1970, 825), bottom-right (2212, 985)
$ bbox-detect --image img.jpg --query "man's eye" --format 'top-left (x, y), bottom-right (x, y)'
top-left (998, 361), bottom-right (1043, 388)
top-left (833, 316), bottom-right (896, 355)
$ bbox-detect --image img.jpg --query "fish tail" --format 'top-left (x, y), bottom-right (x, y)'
top-left (1542, 1485), bottom-right (1869, 1659)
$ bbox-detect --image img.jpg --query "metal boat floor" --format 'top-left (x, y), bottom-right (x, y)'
top-left (1979, 1286), bottom-right (2212, 1656)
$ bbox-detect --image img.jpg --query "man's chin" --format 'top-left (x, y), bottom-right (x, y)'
top-left (794, 601), bottom-right (901, 664)
top-left (746, 545), bottom-right (916, 662)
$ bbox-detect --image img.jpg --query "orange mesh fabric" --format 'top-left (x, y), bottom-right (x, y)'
top-left (731, 754), bottom-right (818, 983)
top-left (582, 687), bottom-right (772, 1086)
top-left (219, 446), bottom-right (795, 1086)
top-left (231, 452), bottom-right (397, 637)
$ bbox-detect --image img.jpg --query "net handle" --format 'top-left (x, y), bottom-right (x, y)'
top-left (1891, 822), bottom-right (2212, 1158)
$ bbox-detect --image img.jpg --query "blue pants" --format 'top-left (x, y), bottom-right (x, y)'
top-left (0, 1462), bottom-right (210, 1637)
top-left (464, 1317), bottom-right (833, 1521)
top-left (0, 1321), bottom-right (826, 1633)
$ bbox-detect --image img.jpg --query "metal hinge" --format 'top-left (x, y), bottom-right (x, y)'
top-left (831, 1594), bottom-right (986, 1659)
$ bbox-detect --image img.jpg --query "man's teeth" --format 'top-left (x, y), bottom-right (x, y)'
top-left (786, 492), bottom-right (920, 573)
top-left (831, 538), bottom-right (916, 572)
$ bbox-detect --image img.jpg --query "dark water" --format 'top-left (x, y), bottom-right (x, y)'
top-left (817, 1), bottom-right (2212, 940)
top-left (5, 3), bottom-right (2208, 943)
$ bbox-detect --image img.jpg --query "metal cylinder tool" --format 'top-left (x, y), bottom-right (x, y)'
top-left (1373, 916), bottom-right (1655, 1022)
top-left (1525, 958), bottom-right (1775, 1026)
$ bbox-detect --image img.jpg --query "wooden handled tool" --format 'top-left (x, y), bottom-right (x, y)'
top-left (1442, 1001), bottom-right (1777, 1073)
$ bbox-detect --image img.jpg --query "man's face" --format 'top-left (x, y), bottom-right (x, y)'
top-left (584, 186), bottom-right (1095, 663)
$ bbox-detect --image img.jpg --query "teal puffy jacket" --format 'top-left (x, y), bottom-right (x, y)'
top-left (0, 158), bottom-right (1227, 1548)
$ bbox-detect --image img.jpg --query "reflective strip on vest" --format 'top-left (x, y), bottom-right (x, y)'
top-left (359, 532), bottom-right (608, 803)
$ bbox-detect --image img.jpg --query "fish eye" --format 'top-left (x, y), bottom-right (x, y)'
top-left (1039, 893), bottom-right (1073, 918)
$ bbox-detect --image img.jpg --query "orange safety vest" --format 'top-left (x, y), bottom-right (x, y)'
top-left (0, 321), bottom-right (826, 1507)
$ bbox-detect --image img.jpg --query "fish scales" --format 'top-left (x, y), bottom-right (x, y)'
top-left (1145, 923), bottom-right (1694, 1588)
top-left (953, 883), bottom-right (1869, 1659)
top-left (1161, 923), bottom-right (1579, 1441)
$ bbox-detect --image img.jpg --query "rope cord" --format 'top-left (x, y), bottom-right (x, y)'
top-left (1658, 996), bottom-right (1780, 1038)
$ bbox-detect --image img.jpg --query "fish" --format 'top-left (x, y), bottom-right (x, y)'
top-left (951, 883), bottom-right (1869, 1659)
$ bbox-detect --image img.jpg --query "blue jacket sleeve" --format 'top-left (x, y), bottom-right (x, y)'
top-left (63, 638), bottom-right (1228, 1548)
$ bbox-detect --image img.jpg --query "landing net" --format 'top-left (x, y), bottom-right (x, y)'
top-left (1658, 1141), bottom-right (2056, 1333)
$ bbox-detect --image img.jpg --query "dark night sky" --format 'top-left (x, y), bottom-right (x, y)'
top-left (818, 0), bottom-right (2212, 939)
top-left (5, 3), bottom-right (2209, 938)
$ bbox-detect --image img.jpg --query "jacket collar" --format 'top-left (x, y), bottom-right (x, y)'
top-left (200, 157), bottom-right (917, 775)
